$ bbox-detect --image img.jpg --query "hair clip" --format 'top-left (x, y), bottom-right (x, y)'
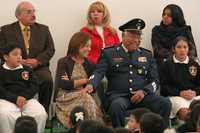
top-left (75, 112), bottom-right (84, 122)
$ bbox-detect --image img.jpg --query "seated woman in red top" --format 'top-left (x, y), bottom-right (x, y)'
top-left (81, 1), bottom-right (120, 64)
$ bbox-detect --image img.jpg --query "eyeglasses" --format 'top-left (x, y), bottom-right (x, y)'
top-left (22, 9), bottom-right (36, 15)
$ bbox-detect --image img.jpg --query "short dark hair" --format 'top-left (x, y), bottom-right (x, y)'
top-left (140, 112), bottom-right (167, 133)
top-left (14, 116), bottom-right (37, 133)
top-left (173, 36), bottom-right (189, 48)
top-left (79, 120), bottom-right (114, 133)
top-left (128, 108), bottom-right (150, 123)
top-left (189, 104), bottom-right (200, 130)
top-left (190, 99), bottom-right (200, 110)
top-left (161, 4), bottom-right (186, 27)
top-left (2, 43), bottom-right (22, 55)
top-left (70, 106), bottom-right (88, 126)
top-left (67, 32), bottom-right (90, 57)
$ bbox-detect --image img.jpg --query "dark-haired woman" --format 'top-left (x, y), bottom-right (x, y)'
top-left (151, 4), bottom-right (197, 67)
top-left (55, 32), bottom-right (102, 127)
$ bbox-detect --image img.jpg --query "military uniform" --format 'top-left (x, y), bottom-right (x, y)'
top-left (89, 44), bottom-right (171, 127)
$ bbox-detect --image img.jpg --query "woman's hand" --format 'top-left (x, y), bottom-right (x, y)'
top-left (61, 72), bottom-right (69, 80)
top-left (74, 78), bottom-right (89, 89)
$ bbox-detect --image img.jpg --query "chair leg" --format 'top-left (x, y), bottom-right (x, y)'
top-left (50, 117), bottom-right (55, 133)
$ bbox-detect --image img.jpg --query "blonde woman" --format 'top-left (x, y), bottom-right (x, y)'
top-left (81, 1), bottom-right (120, 64)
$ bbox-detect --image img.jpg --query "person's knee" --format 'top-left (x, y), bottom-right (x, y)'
top-left (109, 100), bottom-right (126, 114)
top-left (81, 94), bottom-right (97, 106)
top-left (0, 107), bottom-right (12, 120)
top-left (33, 106), bottom-right (48, 120)
top-left (82, 93), bottom-right (93, 100)
top-left (0, 108), bottom-right (9, 116)
top-left (39, 108), bottom-right (48, 120)
top-left (36, 111), bottom-right (47, 122)
top-left (160, 97), bottom-right (172, 111)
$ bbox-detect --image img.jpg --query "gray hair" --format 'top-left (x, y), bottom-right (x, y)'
top-left (15, 1), bottom-right (32, 18)
top-left (15, 3), bottom-right (22, 18)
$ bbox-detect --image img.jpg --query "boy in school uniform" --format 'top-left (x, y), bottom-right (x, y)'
top-left (0, 44), bottom-right (47, 133)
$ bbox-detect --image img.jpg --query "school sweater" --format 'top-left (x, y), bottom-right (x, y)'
top-left (160, 57), bottom-right (200, 97)
top-left (0, 64), bottom-right (39, 104)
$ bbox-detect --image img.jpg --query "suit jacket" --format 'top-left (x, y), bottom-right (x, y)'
top-left (0, 21), bottom-right (55, 68)
top-left (90, 44), bottom-right (159, 102)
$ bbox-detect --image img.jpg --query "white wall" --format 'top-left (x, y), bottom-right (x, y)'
top-left (1, 0), bottom-right (200, 78)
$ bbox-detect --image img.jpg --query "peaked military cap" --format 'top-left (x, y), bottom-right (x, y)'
top-left (119, 18), bottom-right (145, 34)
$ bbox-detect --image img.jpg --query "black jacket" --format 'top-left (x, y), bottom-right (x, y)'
top-left (151, 25), bottom-right (197, 63)
top-left (54, 56), bottom-right (95, 99)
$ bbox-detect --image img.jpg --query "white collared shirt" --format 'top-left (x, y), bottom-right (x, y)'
top-left (122, 43), bottom-right (128, 53)
top-left (95, 26), bottom-right (105, 48)
top-left (3, 63), bottom-right (23, 70)
top-left (173, 55), bottom-right (189, 64)
top-left (19, 22), bottom-right (30, 31)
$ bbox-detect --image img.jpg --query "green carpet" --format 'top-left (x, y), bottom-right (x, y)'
top-left (44, 119), bottom-right (68, 133)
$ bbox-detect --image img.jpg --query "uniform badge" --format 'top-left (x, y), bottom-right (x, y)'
top-left (138, 57), bottom-right (147, 62)
top-left (21, 71), bottom-right (29, 80)
top-left (138, 69), bottom-right (143, 74)
top-left (112, 57), bottom-right (123, 62)
top-left (189, 66), bottom-right (197, 76)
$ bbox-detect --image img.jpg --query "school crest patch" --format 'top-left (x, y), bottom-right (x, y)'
top-left (21, 71), bottom-right (29, 80)
top-left (189, 65), bottom-right (197, 76)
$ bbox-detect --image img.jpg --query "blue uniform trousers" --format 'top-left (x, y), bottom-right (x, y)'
top-left (106, 94), bottom-right (171, 128)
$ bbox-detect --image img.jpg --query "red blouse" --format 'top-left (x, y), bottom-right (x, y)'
top-left (81, 26), bottom-right (120, 64)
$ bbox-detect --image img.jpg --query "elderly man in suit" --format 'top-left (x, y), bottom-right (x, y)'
top-left (85, 18), bottom-right (171, 128)
top-left (0, 1), bottom-right (55, 115)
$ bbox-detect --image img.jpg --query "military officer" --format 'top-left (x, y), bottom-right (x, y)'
top-left (85, 18), bottom-right (171, 127)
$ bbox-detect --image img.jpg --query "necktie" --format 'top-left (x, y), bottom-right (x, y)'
top-left (22, 27), bottom-right (30, 55)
